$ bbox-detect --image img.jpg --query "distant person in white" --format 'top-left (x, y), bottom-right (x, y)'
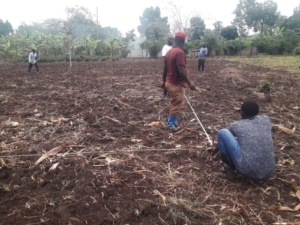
top-left (161, 34), bottom-right (174, 58)
top-left (161, 34), bottom-right (174, 97)
top-left (28, 49), bottom-right (39, 72)
top-left (198, 44), bottom-right (208, 72)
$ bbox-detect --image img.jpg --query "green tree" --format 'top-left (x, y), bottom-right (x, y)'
top-left (17, 19), bottom-right (64, 36)
top-left (250, 30), bottom-right (297, 55)
top-left (168, 2), bottom-right (193, 33)
top-left (263, 15), bottom-right (287, 35)
top-left (189, 16), bottom-right (206, 40)
top-left (140, 40), bottom-right (164, 58)
top-left (145, 24), bottom-right (164, 40)
top-left (137, 6), bottom-right (169, 38)
top-left (0, 20), bottom-right (14, 36)
top-left (285, 4), bottom-right (300, 35)
top-left (105, 37), bottom-right (122, 59)
top-left (138, 7), bottom-right (170, 58)
top-left (99, 27), bottom-right (121, 40)
top-left (123, 29), bottom-right (135, 43)
top-left (245, 0), bottom-right (279, 34)
top-left (282, 29), bottom-right (299, 47)
top-left (0, 36), bottom-right (22, 61)
top-left (81, 35), bottom-right (101, 56)
top-left (220, 26), bottom-right (239, 40)
top-left (232, 0), bottom-right (256, 38)
top-left (201, 30), bottom-right (226, 56)
top-left (121, 29), bottom-right (136, 58)
top-left (224, 39), bottom-right (246, 55)
top-left (213, 21), bottom-right (223, 35)
top-left (49, 6), bottom-right (94, 67)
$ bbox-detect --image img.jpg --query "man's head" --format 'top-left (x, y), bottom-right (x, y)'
top-left (241, 101), bottom-right (259, 119)
top-left (167, 34), bottom-right (174, 46)
top-left (202, 44), bottom-right (207, 48)
top-left (174, 31), bottom-right (186, 48)
top-left (32, 49), bottom-right (36, 53)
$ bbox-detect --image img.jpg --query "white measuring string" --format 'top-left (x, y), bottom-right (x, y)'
top-left (0, 147), bottom-right (209, 158)
top-left (184, 95), bottom-right (213, 146)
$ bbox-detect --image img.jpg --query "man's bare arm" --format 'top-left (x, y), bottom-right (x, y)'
top-left (177, 66), bottom-right (195, 90)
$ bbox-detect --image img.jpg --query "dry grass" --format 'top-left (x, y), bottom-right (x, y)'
top-left (227, 56), bottom-right (300, 74)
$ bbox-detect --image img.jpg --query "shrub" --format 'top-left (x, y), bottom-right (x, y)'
top-left (250, 35), bottom-right (274, 54)
top-left (75, 46), bottom-right (86, 55)
top-left (84, 56), bottom-right (91, 62)
top-left (15, 55), bottom-right (28, 63)
top-left (38, 55), bottom-right (58, 62)
top-left (283, 29), bottom-right (299, 47)
top-left (294, 47), bottom-right (300, 55)
top-left (140, 39), bottom-right (164, 57)
top-left (224, 40), bottom-right (247, 55)
top-left (250, 33), bottom-right (297, 55)
top-left (201, 32), bottom-right (225, 56)
top-left (189, 39), bottom-right (201, 49)
top-left (183, 41), bottom-right (193, 55)
top-left (121, 48), bottom-right (130, 58)
top-left (56, 55), bottom-right (65, 62)
top-left (91, 56), bottom-right (100, 61)
top-left (221, 26), bottom-right (239, 40)
top-left (101, 56), bottom-right (110, 61)
top-left (274, 39), bottom-right (293, 54)
top-left (72, 55), bottom-right (83, 62)
top-left (95, 41), bottom-right (110, 57)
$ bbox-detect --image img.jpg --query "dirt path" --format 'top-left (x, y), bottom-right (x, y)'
top-left (0, 59), bottom-right (299, 224)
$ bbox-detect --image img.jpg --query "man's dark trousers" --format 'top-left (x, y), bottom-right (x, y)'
top-left (28, 63), bottom-right (39, 72)
top-left (198, 59), bottom-right (205, 71)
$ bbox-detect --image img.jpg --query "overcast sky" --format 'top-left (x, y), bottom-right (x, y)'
top-left (0, 0), bottom-right (298, 35)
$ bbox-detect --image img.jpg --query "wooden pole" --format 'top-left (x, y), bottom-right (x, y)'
top-left (96, 7), bottom-right (99, 39)
top-left (68, 10), bottom-right (72, 68)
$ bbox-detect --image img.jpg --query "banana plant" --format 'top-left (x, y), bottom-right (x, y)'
top-left (86, 35), bottom-right (101, 56)
top-left (0, 39), bottom-right (22, 60)
top-left (105, 36), bottom-right (122, 59)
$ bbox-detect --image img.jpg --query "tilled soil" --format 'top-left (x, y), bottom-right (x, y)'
top-left (0, 58), bottom-right (299, 225)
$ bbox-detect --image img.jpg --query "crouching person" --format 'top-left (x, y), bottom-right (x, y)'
top-left (217, 101), bottom-right (275, 181)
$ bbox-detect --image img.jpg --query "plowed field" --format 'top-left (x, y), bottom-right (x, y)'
top-left (0, 58), bottom-right (299, 224)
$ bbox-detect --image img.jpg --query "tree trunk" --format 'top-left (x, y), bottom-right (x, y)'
top-left (260, 22), bottom-right (264, 34)
top-left (69, 34), bottom-right (72, 68)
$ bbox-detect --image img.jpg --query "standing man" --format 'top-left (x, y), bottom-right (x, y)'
top-left (28, 49), bottom-right (39, 73)
top-left (198, 44), bottom-right (208, 72)
top-left (161, 34), bottom-right (174, 58)
top-left (216, 101), bottom-right (276, 181)
top-left (162, 31), bottom-right (196, 131)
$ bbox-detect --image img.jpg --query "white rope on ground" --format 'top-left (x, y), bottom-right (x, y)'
top-left (184, 95), bottom-right (213, 146)
top-left (0, 147), bottom-right (209, 158)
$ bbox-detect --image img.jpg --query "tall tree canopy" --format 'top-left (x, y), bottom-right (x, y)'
top-left (213, 21), bottom-right (224, 35)
top-left (233, 0), bottom-right (279, 35)
top-left (245, 0), bottom-right (279, 34)
top-left (168, 2), bottom-right (192, 33)
top-left (137, 6), bottom-right (169, 38)
top-left (189, 16), bottom-right (205, 40)
top-left (98, 27), bottom-right (121, 40)
top-left (17, 19), bottom-right (63, 36)
top-left (232, 0), bottom-right (255, 38)
top-left (0, 20), bottom-right (13, 36)
top-left (285, 4), bottom-right (300, 35)
top-left (49, 6), bottom-right (94, 67)
top-left (221, 26), bottom-right (239, 40)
